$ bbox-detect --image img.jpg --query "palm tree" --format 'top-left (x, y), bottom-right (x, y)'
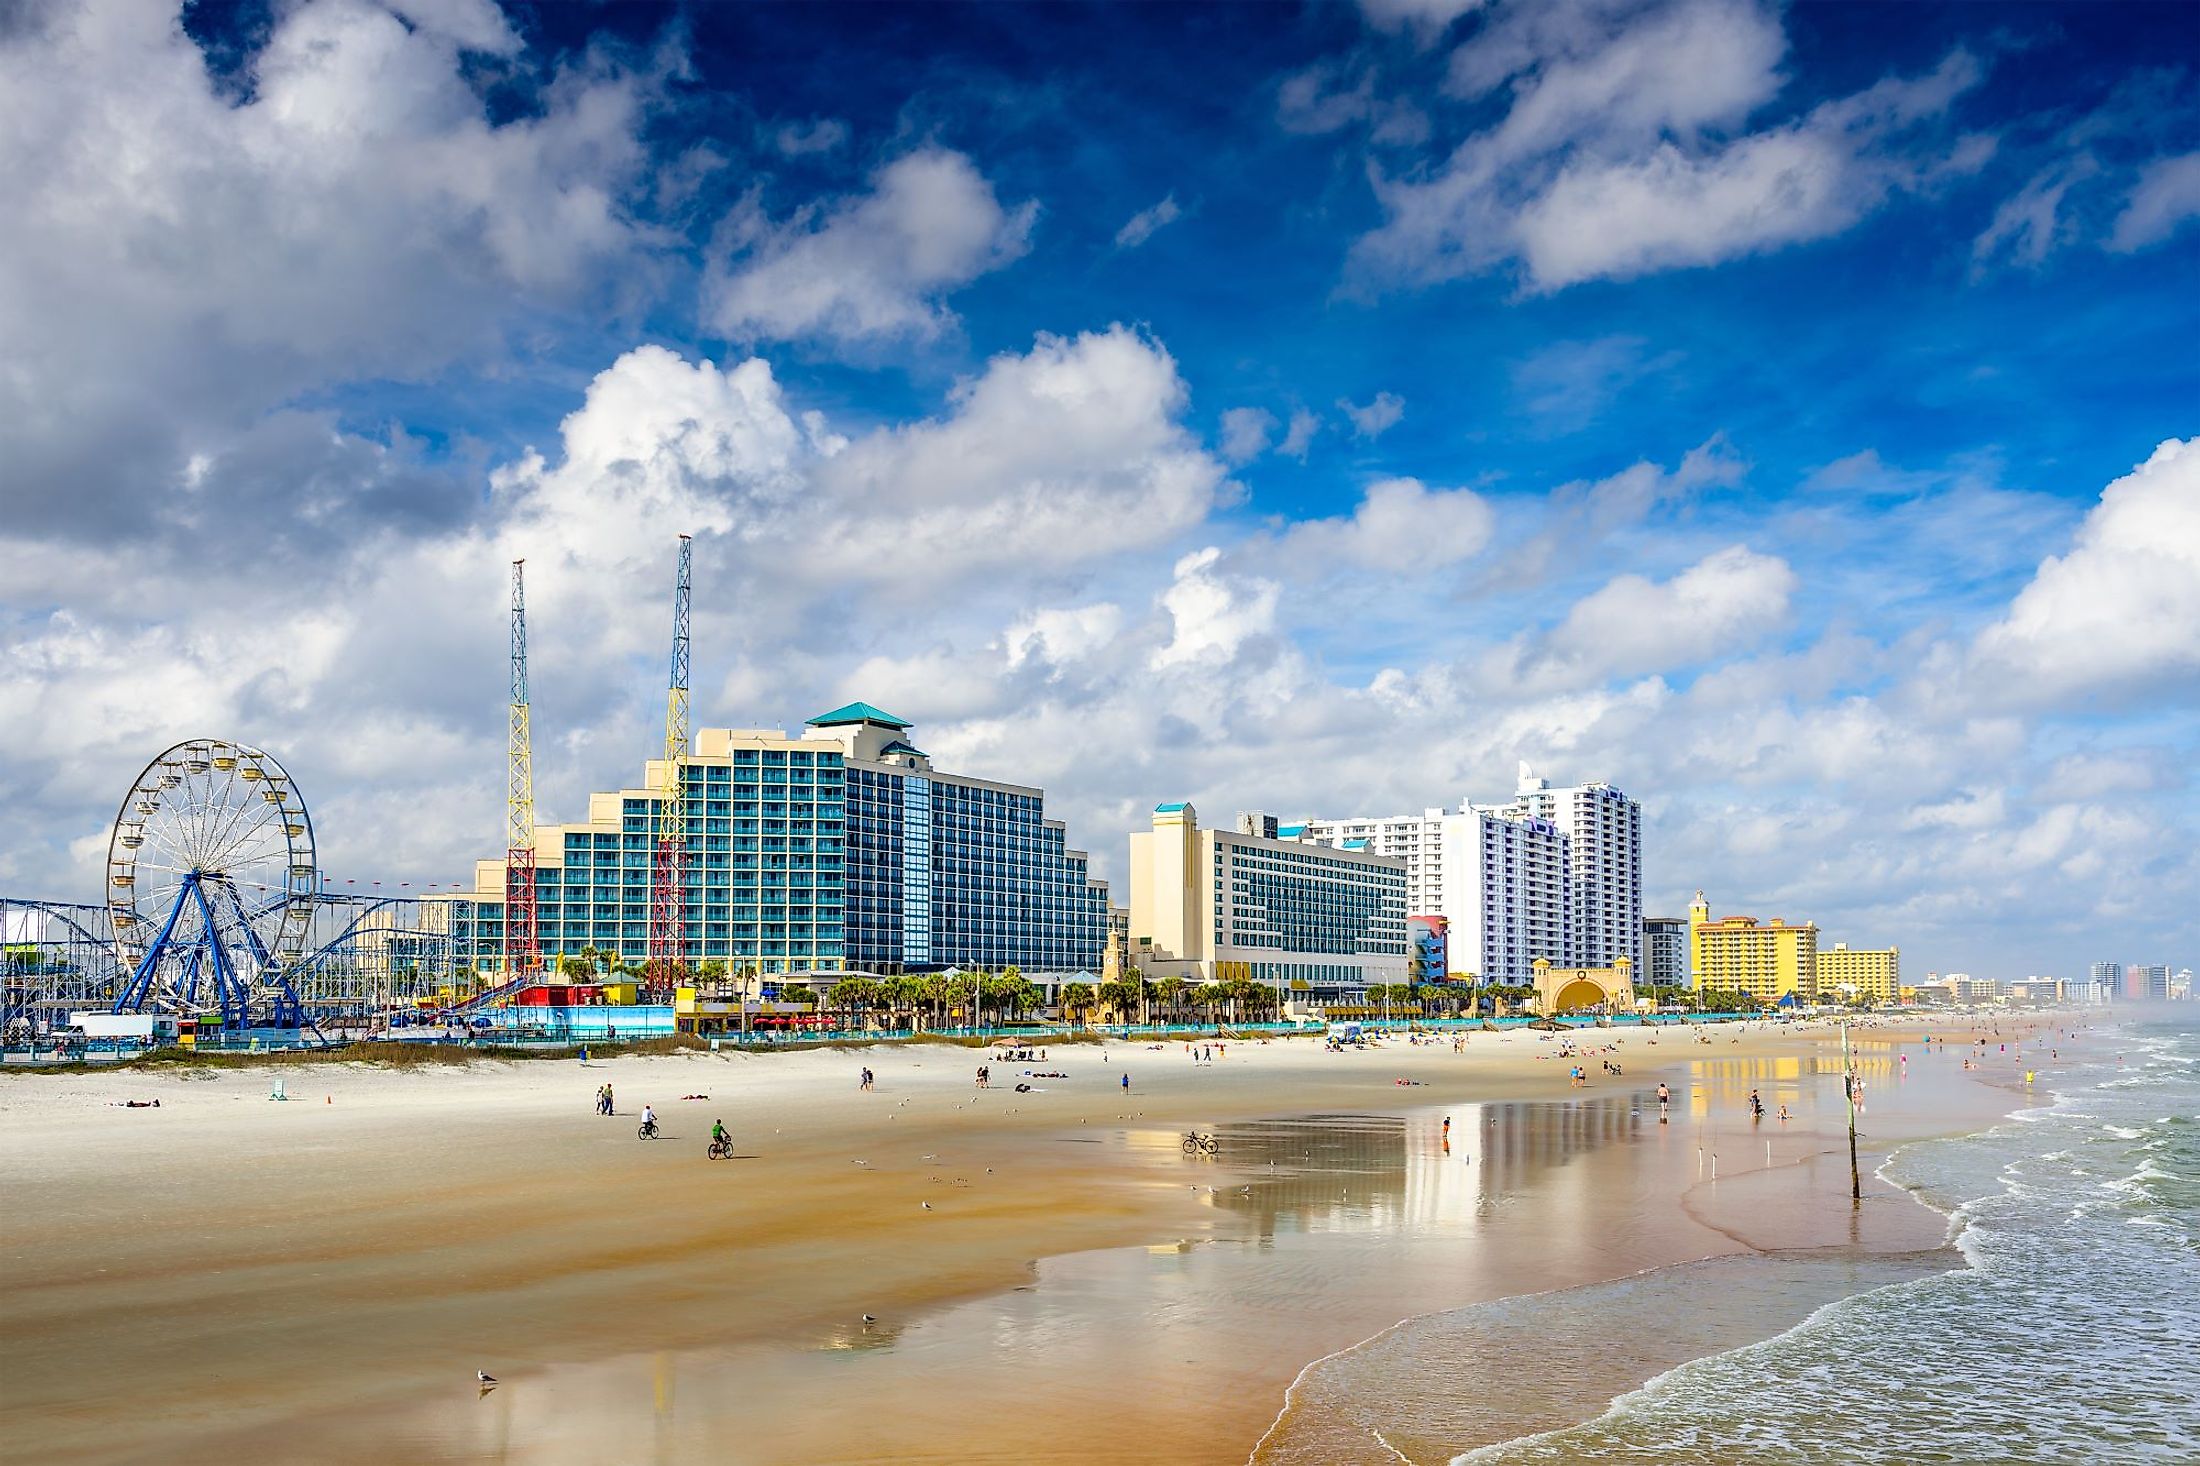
top-left (1155, 976), bottom-right (1187, 1025)
top-left (1060, 981), bottom-right (1095, 1027)
top-left (879, 974), bottom-right (919, 1031)
top-left (830, 976), bottom-right (878, 1026)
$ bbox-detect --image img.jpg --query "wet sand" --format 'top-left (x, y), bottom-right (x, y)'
top-left (0, 1020), bottom-right (2060, 1463)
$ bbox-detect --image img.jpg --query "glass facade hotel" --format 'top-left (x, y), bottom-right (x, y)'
top-left (446, 704), bottom-right (1106, 978)
top-left (1128, 802), bottom-right (1408, 1001)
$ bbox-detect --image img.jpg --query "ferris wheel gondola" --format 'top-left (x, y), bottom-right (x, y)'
top-left (105, 739), bottom-right (318, 1027)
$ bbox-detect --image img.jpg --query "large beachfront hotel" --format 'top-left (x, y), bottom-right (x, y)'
top-left (1688, 891), bottom-right (1820, 1003)
top-left (440, 703), bottom-right (1109, 979)
top-left (1126, 803), bottom-right (1408, 1002)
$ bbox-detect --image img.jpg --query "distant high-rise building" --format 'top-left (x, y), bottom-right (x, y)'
top-left (1818, 942), bottom-right (1900, 1005)
top-left (1296, 763), bottom-right (1640, 987)
top-left (2129, 963), bottom-right (2171, 1001)
top-left (1446, 807), bottom-right (1572, 985)
top-left (2090, 961), bottom-right (2124, 1001)
top-left (1288, 810), bottom-right (1449, 914)
top-left (1689, 891), bottom-right (1819, 1004)
top-left (1501, 765), bottom-right (1643, 972)
top-left (1643, 916), bottom-right (1689, 987)
top-left (1128, 802), bottom-right (1407, 1002)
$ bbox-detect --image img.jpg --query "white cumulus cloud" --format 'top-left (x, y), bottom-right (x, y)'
top-left (1514, 545), bottom-right (1798, 688)
top-left (1153, 548), bottom-right (1282, 668)
top-left (1973, 438), bottom-right (2200, 701)
top-left (1352, 0), bottom-right (1989, 292)
top-left (703, 148), bottom-right (1036, 347)
top-left (1278, 478), bottom-right (1494, 574)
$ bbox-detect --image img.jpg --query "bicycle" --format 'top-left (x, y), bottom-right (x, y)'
top-left (637, 1118), bottom-right (660, 1141)
top-left (1181, 1131), bottom-right (1218, 1155)
top-left (707, 1137), bottom-right (733, 1160)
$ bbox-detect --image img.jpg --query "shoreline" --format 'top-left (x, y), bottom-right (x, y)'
top-left (0, 1015), bottom-right (2074, 1463)
top-left (1249, 1023), bottom-right (2061, 1465)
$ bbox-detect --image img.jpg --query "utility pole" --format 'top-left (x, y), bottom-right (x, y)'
top-left (504, 560), bottom-right (539, 986)
top-left (648, 535), bottom-right (692, 990)
top-left (1844, 1018), bottom-right (1861, 1205)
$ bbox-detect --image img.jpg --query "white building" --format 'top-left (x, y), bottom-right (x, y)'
top-left (1288, 809), bottom-right (1450, 915)
top-left (1293, 762), bottom-right (1636, 986)
top-left (1499, 765), bottom-right (1643, 973)
top-left (1444, 807), bottom-right (1570, 985)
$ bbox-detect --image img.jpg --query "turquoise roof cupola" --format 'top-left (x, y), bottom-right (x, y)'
top-left (807, 701), bottom-right (913, 730)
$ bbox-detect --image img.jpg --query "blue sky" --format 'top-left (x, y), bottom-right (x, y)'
top-left (2, 0), bottom-right (2196, 979)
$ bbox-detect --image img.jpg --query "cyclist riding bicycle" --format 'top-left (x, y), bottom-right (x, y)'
top-left (641, 1103), bottom-right (658, 1133)
top-left (711, 1118), bottom-right (727, 1147)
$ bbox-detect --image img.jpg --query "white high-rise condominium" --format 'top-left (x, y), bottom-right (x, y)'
top-left (1499, 764), bottom-right (1643, 973)
top-left (1294, 763), bottom-right (1635, 985)
top-left (1291, 810), bottom-right (1449, 915)
top-left (1441, 806), bottom-right (1570, 983)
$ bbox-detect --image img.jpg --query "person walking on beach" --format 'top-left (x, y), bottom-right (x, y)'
top-left (603, 1083), bottom-right (615, 1115)
top-left (1657, 1082), bottom-right (1671, 1122)
top-left (1749, 1088), bottom-right (1763, 1121)
top-left (859, 1067), bottom-right (873, 1091)
top-left (1121, 1072), bottom-right (1131, 1093)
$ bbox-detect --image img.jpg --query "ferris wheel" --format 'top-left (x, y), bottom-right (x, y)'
top-left (106, 739), bottom-right (318, 1025)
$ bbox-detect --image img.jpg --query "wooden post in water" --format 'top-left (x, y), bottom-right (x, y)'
top-left (1844, 1019), bottom-right (1861, 1205)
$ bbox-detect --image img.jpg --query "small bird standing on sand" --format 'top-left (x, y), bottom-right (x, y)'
top-left (477, 1371), bottom-right (497, 1385)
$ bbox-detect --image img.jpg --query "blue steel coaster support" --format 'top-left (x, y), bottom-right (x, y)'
top-left (117, 874), bottom-right (196, 1014)
top-left (187, 876), bottom-right (247, 1028)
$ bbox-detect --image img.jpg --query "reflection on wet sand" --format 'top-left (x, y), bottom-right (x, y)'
top-left (1197, 1099), bottom-right (1651, 1239)
top-left (350, 1098), bottom-right (1706, 1466)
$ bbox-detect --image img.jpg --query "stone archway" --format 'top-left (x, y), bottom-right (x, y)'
top-left (1531, 957), bottom-right (1636, 1016)
top-left (1552, 978), bottom-right (1609, 1012)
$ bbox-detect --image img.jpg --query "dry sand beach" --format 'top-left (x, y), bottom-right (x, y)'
top-left (0, 1018), bottom-right (2065, 1464)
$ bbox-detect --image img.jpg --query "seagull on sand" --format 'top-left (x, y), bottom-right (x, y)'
top-left (477, 1371), bottom-right (497, 1385)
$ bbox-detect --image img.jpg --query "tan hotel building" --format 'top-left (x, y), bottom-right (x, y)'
top-left (1128, 802), bottom-right (1407, 1002)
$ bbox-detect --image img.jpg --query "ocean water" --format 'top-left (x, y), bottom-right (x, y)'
top-left (1456, 1018), bottom-right (2200, 1464)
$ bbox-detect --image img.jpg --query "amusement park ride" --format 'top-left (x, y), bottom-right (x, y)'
top-left (0, 736), bottom-right (456, 1039)
top-left (104, 738), bottom-right (318, 1027)
top-left (0, 537), bottom-right (700, 1041)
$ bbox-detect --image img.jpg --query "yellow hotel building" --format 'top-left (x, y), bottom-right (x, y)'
top-left (1818, 942), bottom-right (1901, 1005)
top-left (1689, 892), bottom-right (1818, 1004)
